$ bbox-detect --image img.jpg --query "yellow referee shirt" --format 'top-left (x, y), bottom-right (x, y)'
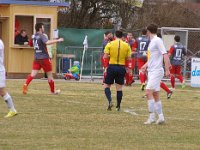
top-left (104, 39), bottom-right (131, 65)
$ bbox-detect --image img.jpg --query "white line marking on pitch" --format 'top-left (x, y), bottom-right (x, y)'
top-left (124, 108), bottom-right (139, 115)
top-left (124, 108), bottom-right (200, 121)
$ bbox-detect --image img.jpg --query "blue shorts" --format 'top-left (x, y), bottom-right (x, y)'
top-left (105, 65), bottom-right (126, 85)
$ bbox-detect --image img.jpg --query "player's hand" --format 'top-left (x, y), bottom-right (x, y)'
top-left (58, 38), bottom-right (64, 42)
top-left (140, 65), bottom-right (147, 73)
top-left (24, 42), bottom-right (29, 45)
top-left (165, 69), bottom-right (170, 77)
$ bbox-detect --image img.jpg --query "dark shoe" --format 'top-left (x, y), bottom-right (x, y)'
top-left (107, 105), bottom-right (112, 111)
top-left (109, 101), bottom-right (113, 108)
top-left (107, 102), bottom-right (113, 111)
top-left (167, 90), bottom-right (173, 99)
top-left (141, 83), bottom-right (145, 91)
top-left (142, 94), bottom-right (147, 98)
top-left (116, 105), bottom-right (120, 111)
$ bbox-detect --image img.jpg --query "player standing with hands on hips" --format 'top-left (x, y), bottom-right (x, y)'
top-left (23, 23), bottom-right (64, 94)
top-left (141, 24), bottom-right (171, 125)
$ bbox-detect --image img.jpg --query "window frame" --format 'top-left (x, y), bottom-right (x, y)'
top-left (13, 14), bottom-right (53, 48)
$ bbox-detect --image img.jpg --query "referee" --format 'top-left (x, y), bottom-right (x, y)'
top-left (104, 30), bottom-right (131, 111)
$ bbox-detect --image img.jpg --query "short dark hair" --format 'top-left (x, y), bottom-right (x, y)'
top-left (142, 28), bottom-right (147, 35)
top-left (104, 31), bottom-right (112, 36)
top-left (35, 23), bottom-right (44, 32)
top-left (20, 29), bottom-right (26, 34)
top-left (115, 30), bottom-right (123, 38)
top-left (174, 35), bottom-right (180, 42)
top-left (147, 24), bottom-right (158, 34)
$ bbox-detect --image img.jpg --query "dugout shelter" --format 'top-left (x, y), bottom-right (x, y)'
top-left (0, 0), bottom-right (69, 78)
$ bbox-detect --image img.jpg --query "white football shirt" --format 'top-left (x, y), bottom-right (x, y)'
top-left (0, 39), bottom-right (5, 71)
top-left (147, 35), bottom-right (167, 72)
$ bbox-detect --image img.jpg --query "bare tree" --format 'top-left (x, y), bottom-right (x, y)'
top-left (132, 0), bottom-right (200, 29)
top-left (58, 0), bottom-right (137, 29)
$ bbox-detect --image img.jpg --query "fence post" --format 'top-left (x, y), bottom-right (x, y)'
top-left (90, 51), bottom-right (94, 81)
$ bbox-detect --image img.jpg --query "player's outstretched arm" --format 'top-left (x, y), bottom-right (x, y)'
top-left (46, 38), bottom-right (64, 45)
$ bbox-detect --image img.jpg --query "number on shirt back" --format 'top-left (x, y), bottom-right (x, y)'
top-left (175, 49), bottom-right (182, 58)
top-left (140, 42), bottom-right (146, 51)
top-left (33, 40), bottom-right (39, 50)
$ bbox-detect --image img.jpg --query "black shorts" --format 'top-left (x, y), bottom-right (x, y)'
top-left (105, 65), bottom-right (126, 85)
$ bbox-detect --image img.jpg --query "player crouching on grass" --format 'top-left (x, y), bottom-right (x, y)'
top-left (103, 30), bottom-right (131, 111)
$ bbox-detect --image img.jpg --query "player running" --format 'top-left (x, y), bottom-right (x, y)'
top-left (133, 29), bottom-right (150, 90)
top-left (22, 23), bottom-right (64, 94)
top-left (168, 35), bottom-right (187, 89)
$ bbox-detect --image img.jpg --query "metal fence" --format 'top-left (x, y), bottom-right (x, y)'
top-left (161, 27), bottom-right (200, 79)
top-left (56, 46), bottom-right (103, 80)
top-left (56, 28), bottom-right (200, 80)
top-left (130, 27), bottom-right (200, 80)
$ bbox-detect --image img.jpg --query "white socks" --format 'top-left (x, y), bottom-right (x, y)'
top-left (147, 99), bottom-right (165, 121)
top-left (3, 93), bottom-right (16, 112)
top-left (148, 99), bottom-right (155, 121)
top-left (154, 100), bottom-right (164, 120)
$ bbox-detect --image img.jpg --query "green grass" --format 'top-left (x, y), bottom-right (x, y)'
top-left (0, 80), bottom-right (200, 150)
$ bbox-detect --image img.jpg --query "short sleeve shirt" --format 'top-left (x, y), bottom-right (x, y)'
top-left (104, 39), bottom-right (131, 65)
top-left (32, 33), bottom-right (49, 60)
top-left (147, 36), bottom-right (167, 72)
top-left (0, 40), bottom-right (5, 71)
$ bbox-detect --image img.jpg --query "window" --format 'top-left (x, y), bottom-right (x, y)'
top-left (14, 15), bottom-right (52, 47)
top-left (15, 15), bottom-right (34, 45)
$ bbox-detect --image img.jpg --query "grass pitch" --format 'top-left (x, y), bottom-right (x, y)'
top-left (0, 80), bottom-right (200, 150)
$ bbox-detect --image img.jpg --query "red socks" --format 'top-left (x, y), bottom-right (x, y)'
top-left (170, 75), bottom-right (175, 88)
top-left (177, 75), bottom-right (183, 83)
top-left (160, 82), bottom-right (170, 93)
top-left (25, 75), bottom-right (33, 86)
top-left (48, 79), bottom-right (55, 93)
top-left (139, 73), bottom-right (146, 84)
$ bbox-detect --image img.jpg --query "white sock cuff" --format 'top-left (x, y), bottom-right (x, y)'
top-left (3, 93), bottom-right (11, 100)
top-left (155, 100), bottom-right (161, 104)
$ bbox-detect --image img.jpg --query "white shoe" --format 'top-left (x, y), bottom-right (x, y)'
top-left (169, 88), bottom-right (175, 91)
top-left (51, 89), bottom-right (61, 95)
top-left (156, 118), bottom-right (165, 125)
top-left (144, 119), bottom-right (155, 125)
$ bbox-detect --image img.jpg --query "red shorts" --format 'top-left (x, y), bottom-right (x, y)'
top-left (170, 65), bottom-right (182, 75)
top-left (32, 58), bottom-right (52, 72)
top-left (137, 58), bottom-right (147, 69)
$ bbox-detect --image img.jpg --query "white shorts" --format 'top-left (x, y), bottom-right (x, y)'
top-left (0, 70), bottom-right (6, 88)
top-left (146, 70), bottom-right (164, 92)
